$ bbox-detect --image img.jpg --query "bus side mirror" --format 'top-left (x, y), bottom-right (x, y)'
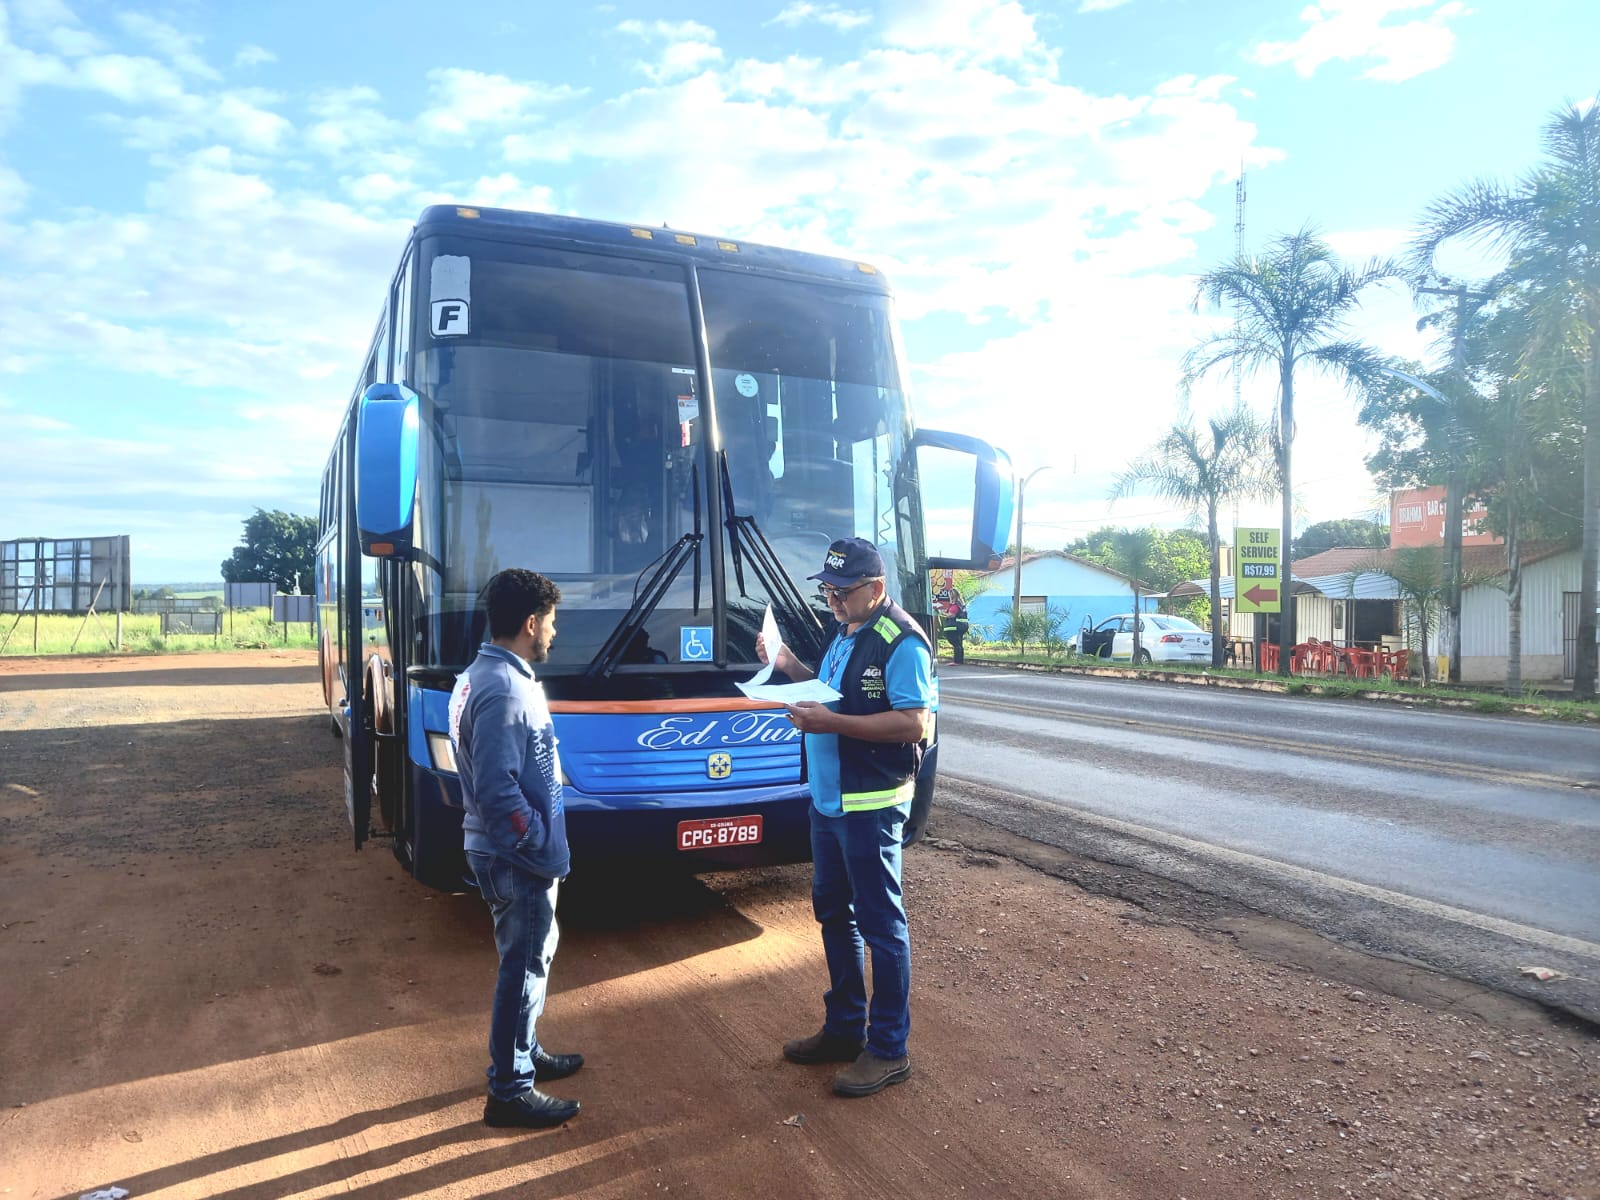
top-left (355, 383), bottom-right (420, 558)
top-left (910, 430), bottom-right (1015, 571)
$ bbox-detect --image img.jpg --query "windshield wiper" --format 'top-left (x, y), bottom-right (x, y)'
top-left (585, 465), bottom-right (704, 680)
top-left (720, 451), bottom-right (828, 666)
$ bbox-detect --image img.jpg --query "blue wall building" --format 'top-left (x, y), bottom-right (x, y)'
top-left (964, 551), bottom-right (1157, 641)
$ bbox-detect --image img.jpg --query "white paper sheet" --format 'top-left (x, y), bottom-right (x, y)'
top-left (737, 605), bottom-right (842, 704)
top-left (736, 677), bottom-right (842, 704)
top-left (742, 604), bottom-right (784, 686)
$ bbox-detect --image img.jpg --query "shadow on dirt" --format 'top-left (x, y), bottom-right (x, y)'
top-left (0, 663), bottom-right (319, 692)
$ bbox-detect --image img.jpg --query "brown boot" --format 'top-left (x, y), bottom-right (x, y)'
top-left (832, 1050), bottom-right (911, 1097)
top-left (783, 1028), bottom-right (864, 1064)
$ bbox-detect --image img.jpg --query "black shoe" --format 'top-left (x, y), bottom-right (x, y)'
top-left (832, 1050), bottom-right (912, 1097)
top-left (484, 1088), bottom-right (580, 1129)
top-left (783, 1028), bottom-right (865, 1065)
top-left (534, 1048), bottom-right (584, 1082)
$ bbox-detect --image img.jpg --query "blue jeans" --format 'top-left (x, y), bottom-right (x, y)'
top-left (467, 850), bottom-right (560, 1101)
top-left (810, 805), bottom-right (910, 1059)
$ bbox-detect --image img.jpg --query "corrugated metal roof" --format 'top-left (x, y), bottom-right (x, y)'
top-left (1298, 572), bottom-right (1403, 600)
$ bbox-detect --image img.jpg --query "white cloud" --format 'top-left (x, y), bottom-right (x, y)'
top-left (418, 68), bottom-right (583, 138)
top-left (500, 55), bottom-right (1268, 338)
top-left (459, 173), bottom-right (559, 213)
top-left (234, 44), bottom-right (276, 69)
top-left (306, 86), bottom-right (401, 161)
top-left (115, 11), bottom-right (220, 81)
top-left (0, 11), bottom-right (293, 152)
top-left (72, 51), bottom-right (188, 104)
top-left (880, 0), bottom-right (1056, 73)
top-left (5, 408), bottom-right (71, 431)
top-left (0, 163), bottom-right (26, 214)
top-left (0, 146), bottom-right (409, 412)
top-left (12, 0), bottom-right (80, 32)
top-left (616, 18), bottom-right (718, 41)
top-left (1077, 0), bottom-right (1133, 10)
top-left (1249, 0), bottom-right (1466, 82)
top-left (342, 171), bottom-right (418, 206)
top-left (770, 3), bottom-right (872, 32)
top-left (615, 17), bottom-right (725, 83)
top-left (105, 88), bottom-right (294, 153)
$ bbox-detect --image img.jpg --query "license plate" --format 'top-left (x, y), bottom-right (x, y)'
top-left (678, 815), bottom-right (763, 850)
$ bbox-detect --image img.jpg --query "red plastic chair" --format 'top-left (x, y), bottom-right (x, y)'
top-left (1289, 642), bottom-right (1314, 674)
top-left (1260, 642), bottom-right (1279, 672)
top-left (1383, 648), bottom-right (1411, 680)
top-left (1346, 647), bottom-right (1378, 679)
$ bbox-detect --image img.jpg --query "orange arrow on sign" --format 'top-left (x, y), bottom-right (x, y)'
top-left (1245, 584), bottom-right (1279, 605)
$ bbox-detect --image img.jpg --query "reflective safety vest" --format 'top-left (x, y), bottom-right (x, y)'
top-left (832, 600), bottom-right (932, 813)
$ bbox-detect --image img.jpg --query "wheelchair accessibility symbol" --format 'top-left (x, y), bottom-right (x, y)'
top-left (680, 626), bottom-right (712, 661)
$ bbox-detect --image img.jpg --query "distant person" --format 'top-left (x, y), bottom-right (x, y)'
top-left (448, 568), bottom-right (583, 1129)
top-left (756, 537), bottom-right (933, 1097)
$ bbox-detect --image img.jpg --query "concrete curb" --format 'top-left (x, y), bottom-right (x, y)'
top-left (953, 657), bottom-right (1600, 722)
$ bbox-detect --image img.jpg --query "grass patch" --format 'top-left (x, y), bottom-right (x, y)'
top-left (0, 607), bottom-right (316, 656)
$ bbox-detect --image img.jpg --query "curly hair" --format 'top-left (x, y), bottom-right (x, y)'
top-left (484, 568), bottom-right (562, 639)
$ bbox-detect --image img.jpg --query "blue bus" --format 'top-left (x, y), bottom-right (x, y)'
top-left (317, 205), bottom-right (1011, 890)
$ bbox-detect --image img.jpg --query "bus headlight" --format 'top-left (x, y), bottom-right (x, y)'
top-left (427, 732), bottom-right (458, 774)
top-left (428, 733), bottom-right (570, 784)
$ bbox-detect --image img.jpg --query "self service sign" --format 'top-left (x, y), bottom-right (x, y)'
top-left (1233, 527), bottom-right (1283, 614)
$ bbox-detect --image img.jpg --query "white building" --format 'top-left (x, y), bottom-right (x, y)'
top-left (1172, 542), bottom-right (1589, 684)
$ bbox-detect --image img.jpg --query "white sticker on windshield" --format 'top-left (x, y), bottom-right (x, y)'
top-left (430, 255), bottom-right (471, 338)
top-left (734, 372), bottom-right (759, 397)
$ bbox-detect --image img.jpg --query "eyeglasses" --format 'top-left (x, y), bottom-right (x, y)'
top-left (817, 581), bottom-right (871, 600)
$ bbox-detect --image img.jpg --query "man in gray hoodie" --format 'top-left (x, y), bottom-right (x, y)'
top-left (449, 568), bottom-right (583, 1129)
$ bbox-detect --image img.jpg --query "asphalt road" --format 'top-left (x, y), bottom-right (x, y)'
top-left (933, 665), bottom-right (1600, 1025)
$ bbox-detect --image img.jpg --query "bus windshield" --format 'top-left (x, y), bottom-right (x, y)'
top-left (411, 236), bottom-right (923, 675)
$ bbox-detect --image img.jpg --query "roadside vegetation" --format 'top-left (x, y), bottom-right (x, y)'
top-left (0, 607), bottom-right (316, 657)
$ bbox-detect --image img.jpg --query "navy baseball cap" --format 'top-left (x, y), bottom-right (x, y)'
top-left (809, 537), bottom-right (885, 587)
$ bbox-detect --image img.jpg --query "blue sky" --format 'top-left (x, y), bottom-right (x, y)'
top-left (1, 0), bottom-right (1595, 582)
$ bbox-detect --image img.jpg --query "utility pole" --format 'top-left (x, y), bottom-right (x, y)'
top-left (1418, 284), bottom-right (1475, 685)
top-left (1012, 467), bottom-right (1051, 618)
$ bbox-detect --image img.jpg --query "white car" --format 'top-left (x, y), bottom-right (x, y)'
top-left (1072, 613), bottom-right (1213, 665)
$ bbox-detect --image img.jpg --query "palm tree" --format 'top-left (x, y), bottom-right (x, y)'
top-left (1112, 405), bottom-right (1275, 667)
top-left (1362, 292), bottom-right (1583, 695)
top-left (1454, 295), bottom-right (1581, 697)
top-left (1409, 99), bottom-right (1600, 699)
top-left (1103, 528), bottom-right (1159, 663)
top-left (1346, 547), bottom-right (1495, 686)
top-left (1186, 228), bottom-right (1405, 675)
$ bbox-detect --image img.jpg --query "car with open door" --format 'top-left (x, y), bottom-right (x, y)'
top-left (1071, 613), bottom-right (1211, 665)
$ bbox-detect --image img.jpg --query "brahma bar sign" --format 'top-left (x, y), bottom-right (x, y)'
top-left (1233, 527), bottom-right (1282, 614)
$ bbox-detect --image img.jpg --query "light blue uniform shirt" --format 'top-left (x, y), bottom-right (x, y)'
top-left (804, 628), bottom-right (935, 817)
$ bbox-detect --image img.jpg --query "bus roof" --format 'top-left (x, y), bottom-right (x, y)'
top-left (414, 205), bottom-right (893, 292)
